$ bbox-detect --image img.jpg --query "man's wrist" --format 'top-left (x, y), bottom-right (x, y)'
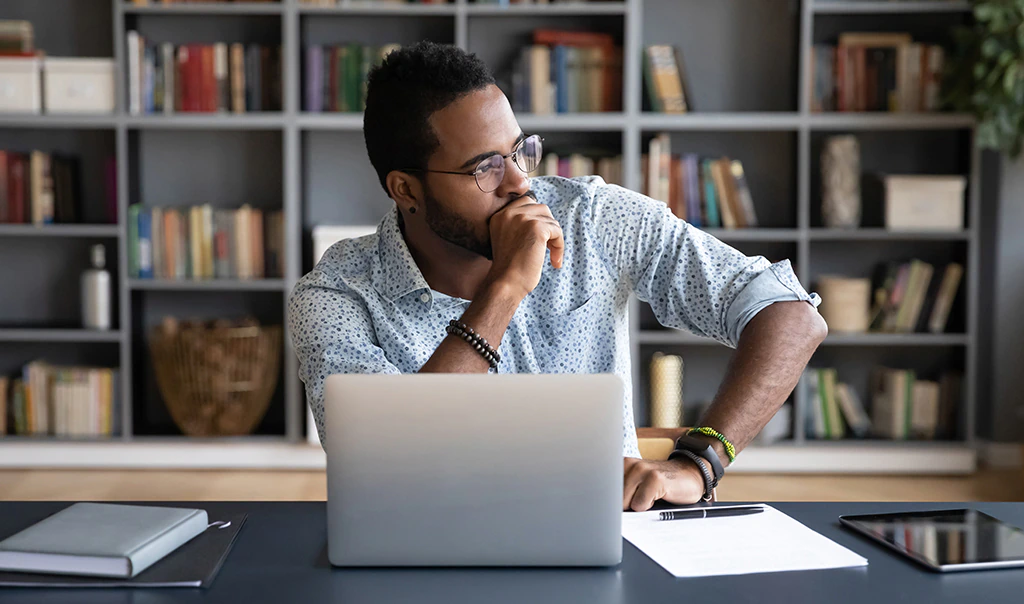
top-left (479, 275), bottom-right (527, 307)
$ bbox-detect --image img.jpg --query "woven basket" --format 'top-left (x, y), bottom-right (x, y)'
top-left (149, 321), bottom-right (282, 437)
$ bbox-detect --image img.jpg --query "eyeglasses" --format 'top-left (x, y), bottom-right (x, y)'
top-left (403, 134), bottom-right (544, 193)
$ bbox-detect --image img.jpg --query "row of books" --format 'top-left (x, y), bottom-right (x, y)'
top-left (810, 33), bottom-right (944, 113)
top-left (643, 45), bottom-right (691, 113)
top-left (508, 30), bottom-right (623, 114)
top-left (127, 33), bottom-right (282, 115)
top-left (301, 0), bottom-right (447, 4)
top-left (0, 20), bottom-right (32, 55)
top-left (303, 44), bottom-right (400, 113)
top-left (869, 260), bottom-right (962, 334)
top-left (129, 204), bottom-right (284, 280)
top-left (131, 0), bottom-right (278, 4)
top-left (536, 153), bottom-right (622, 186)
top-left (642, 133), bottom-right (759, 229)
top-left (0, 151), bottom-right (96, 226)
top-left (805, 367), bottom-right (960, 441)
top-left (0, 366), bottom-right (121, 438)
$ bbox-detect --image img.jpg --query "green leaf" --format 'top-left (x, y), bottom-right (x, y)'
top-left (1005, 63), bottom-right (1021, 94)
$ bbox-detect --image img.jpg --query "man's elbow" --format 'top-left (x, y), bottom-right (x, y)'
top-left (802, 303), bottom-right (829, 347)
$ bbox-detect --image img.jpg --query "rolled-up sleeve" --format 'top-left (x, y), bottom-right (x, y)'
top-left (287, 269), bottom-right (401, 449)
top-left (583, 180), bottom-right (819, 348)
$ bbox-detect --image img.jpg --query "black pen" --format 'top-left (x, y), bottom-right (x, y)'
top-left (659, 506), bottom-right (765, 521)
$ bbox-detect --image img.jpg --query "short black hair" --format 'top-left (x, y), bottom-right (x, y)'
top-left (364, 41), bottom-right (496, 196)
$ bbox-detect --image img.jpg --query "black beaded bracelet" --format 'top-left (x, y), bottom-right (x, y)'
top-left (446, 320), bottom-right (500, 370)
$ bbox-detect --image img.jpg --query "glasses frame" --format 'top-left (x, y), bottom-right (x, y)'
top-left (402, 135), bottom-right (545, 193)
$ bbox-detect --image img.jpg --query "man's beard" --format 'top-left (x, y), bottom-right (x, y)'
top-left (423, 188), bottom-right (494, 260)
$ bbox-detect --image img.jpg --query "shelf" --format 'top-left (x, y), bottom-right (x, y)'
top-left (297, 113), bottom-right (364, 130)
top-left (637, 331), bottom-right (969, 347)
top-left (812, 1), bottom-right (972, 14)
top-left (299, 2), bottom-right (457, 15)
top-left (808, 113), bottom-right (975, 130)
top-left (517, 113), bottom-right (628, 131)
top-left (700, 228), bottom-right (801, 242)
top-left (466, 2), bottom-right (627, 16)
top-left (124, 114), bottom-right (285, 129)
top-left (639, 113), bottom-right (802, 131)
top-left (0, 114), bottom-right (118, 129)
top-left (809, 228), bottom-right (972, 241)
top-left (0, 224), bottom-right (119, 238)
top-left (821, 333), bottom-right (970, 346)
top-left (0, 439), bottom-right (975, 473)
top-left (0, 329), bottom-right (122, 343)
top-left (122, 2), bottom-right (284, 15)
top-left (129, 279), bottom-right (287, 291)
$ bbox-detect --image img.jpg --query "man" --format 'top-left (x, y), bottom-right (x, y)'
top-left (289, 42), bottom-right (827, 512)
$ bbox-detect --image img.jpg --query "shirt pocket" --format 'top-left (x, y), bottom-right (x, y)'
top-left (527, 295), bottom-right (603, 373)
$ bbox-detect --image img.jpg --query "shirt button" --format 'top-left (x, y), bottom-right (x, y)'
top-left (420, 293), bottom-right (430, 303)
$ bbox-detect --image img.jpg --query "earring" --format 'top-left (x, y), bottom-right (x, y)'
top-left (409, 207), bottom-right (416, 214)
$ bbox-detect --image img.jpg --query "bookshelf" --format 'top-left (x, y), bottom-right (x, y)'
top-left (0, 0), bottom-right (982, 473)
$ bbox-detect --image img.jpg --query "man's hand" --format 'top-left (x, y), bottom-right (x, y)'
top-left (485, 195), bottom-right (565, 300)
top-left (623, 457), bottom-right (706, 512)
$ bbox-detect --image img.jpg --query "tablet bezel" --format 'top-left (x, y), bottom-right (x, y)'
top-left (839, 509), bottom-right (1024, 573)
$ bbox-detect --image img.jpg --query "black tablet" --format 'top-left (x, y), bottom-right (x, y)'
top-left (839, 509), bottom-right (1024, 572)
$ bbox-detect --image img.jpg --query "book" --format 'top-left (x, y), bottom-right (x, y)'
top-left (928, 263), bottom-right (963, 334)
top-left (0, 503), bottom-right (208, 579)
top-left (836, 383), bottom-right (871, 438)
top-left (644, 45), bottom-right (688, 113)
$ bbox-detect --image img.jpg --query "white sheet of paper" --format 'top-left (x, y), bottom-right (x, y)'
top-left (622, 504), bottom-right (868, 578)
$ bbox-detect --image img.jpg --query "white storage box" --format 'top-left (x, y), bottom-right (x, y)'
top-left (884, 175), bottom-right (966, 232)
top-left (43, 57), bottom-right (115, 114)
top-left (0, 56), bottom-right (42, 114)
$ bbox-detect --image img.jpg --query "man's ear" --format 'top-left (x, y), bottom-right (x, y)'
top-left (386, 171), bottom-right (423, 215)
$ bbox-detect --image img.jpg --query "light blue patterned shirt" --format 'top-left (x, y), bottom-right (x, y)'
top-left (289, 176), bottom-right (820, 457)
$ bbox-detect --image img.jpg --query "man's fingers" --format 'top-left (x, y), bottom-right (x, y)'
top-left (547, 222), bottom-right (565, 269)
top-left (630, 479), bottom-right (662, 512)
top-left (623, 462), bottom-right (644, 511)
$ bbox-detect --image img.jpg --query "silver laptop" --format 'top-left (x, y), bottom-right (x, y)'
top-left (323, 373), bottom-right (624, 567)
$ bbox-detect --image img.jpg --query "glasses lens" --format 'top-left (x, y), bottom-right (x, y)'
top-left (516, 135), bottom-right (543, 173)
top-left (474, 154), bottom-right (506, 193)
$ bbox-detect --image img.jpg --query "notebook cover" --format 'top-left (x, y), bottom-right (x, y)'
top-left (0, 513), bottom-right (246, 588)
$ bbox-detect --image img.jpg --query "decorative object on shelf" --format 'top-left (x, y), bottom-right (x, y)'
top-left (43, 58), bottom-right (116, 114)
top-left (0, 55), bottom-right (41, 114)
top-left (821, 135), bottom-right (860, 228)
top-left (149, 317), bottom-right (281, 437)
top-left (816, 275), bottom-right (870, 333)
top-left (884, 174), bottom-right (966, 231)
top-left (947, 1), bottom-right (1024, 156)
top-left (81, 243), bottom-right (112, 331)
top-left (649, 352), bottom-right (683, 429)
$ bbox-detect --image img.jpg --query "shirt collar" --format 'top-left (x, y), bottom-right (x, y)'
top-left (373, 206), bottom-right (431, 302)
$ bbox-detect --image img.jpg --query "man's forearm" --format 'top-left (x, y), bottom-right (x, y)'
top-left (693, 300), bottom-right (828, 467)
top-left (418, 279), bottom-right (522, 373)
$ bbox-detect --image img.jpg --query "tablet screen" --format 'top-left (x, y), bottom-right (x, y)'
top-left (841, 509), bottom-right (1024, 568)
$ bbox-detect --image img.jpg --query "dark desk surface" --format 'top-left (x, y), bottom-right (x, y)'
top-left (2, 501), bottom-right (1023, 604)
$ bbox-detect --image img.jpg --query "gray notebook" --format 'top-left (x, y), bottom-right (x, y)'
top-left (0, 503), bottom-right (209, 578)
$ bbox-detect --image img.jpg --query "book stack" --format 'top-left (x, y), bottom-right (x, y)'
top-left (128, 204), bottom-right (284, 280)
top-left (0, 20), bottom-right (33, 56)
top-left (810, 33), bottom-right (944, 113)
top-left (868, 261), bottom-right (963, 334)
top-left (303, 44), bottom-right (401, 113)
top-left (536, 152), bottom-right (622, 186)
top-left (126, 33), bottom-right (282, 115)
top-left (804, 367), bottom-right (961, 441)
top-left (642, 133), bottom-right (758, 228)
top-left (1, 363), bottom-right (120, 438)
top-left (643, 45), bottom-right (690, 113)
top-left (508, 30), bottom-right (623, 114)
top-left (0, 151), bottom-right (93, 225)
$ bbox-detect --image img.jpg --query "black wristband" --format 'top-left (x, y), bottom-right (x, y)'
top-left (673, 449), bottom-right (715, 502)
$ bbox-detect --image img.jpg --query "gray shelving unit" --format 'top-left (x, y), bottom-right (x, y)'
top-left (0, 0), bottom-right (981, 472)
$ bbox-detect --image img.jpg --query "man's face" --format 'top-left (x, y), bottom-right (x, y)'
top-left (420, 84), bottom-right (532, 260)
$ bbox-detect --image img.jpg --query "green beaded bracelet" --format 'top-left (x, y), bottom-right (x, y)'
top-left (687, 426), bottom-right (737, 463)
